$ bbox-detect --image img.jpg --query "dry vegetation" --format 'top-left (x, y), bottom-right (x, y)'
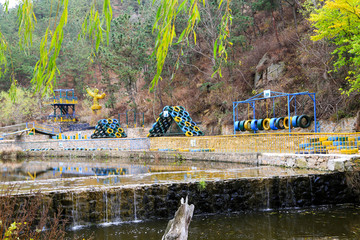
top-left (0, 146), bottom-right (25, 162)
top-left (0, 186), bottom-right (67, 239)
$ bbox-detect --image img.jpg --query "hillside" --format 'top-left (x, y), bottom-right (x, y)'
top-left (0, 0), bottom-right (359, 132)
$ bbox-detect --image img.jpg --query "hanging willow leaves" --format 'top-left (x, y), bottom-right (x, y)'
top-left (31, 0), bottom-right (69, 95)
top-left (3, 0), bottom-right (9, 13)
top-left (6, 0), bottom-right (233, 98)
top-left (151, 0), bottom-right (233, 90)
top-left (0, 32), bottom-right (7, 78)
top-left (17, 0), bottom-right (37, 50)
top-left (103, 0), bottom-right (112, 45)
top-left (79, 0), bottom-right (112, 52)
top-left (211, 0), bottom-right (232, 78)
top-left (150, 0), bottom-right (204, 90)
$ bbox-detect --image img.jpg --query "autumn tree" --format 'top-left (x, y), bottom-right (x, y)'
top-left (309, 0), bottom-right (360, 94)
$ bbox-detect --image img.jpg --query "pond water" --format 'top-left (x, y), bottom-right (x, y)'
top-left (0, 158), bottom-right (322, 194)
top-left (67, 205), bottom-right (360, 240)
top-left (4, 157), bottom-right (351, 239)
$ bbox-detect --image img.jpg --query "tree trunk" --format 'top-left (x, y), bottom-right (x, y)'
top-left (251, 10), bottom-right (261, 38)
top-left (162, 197), bottom-right (194, 240)
top-left (157, 84), bottom-right (165, 109)
top-left (292, 4), bottom-right (298, 35)
top-left (272, 11), bottom-right (281, 45)
top-left (278, 0), bottom-right (285, 28)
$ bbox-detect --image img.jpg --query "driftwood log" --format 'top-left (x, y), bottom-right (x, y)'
top-left (162, 197), bottom-right (194, 240)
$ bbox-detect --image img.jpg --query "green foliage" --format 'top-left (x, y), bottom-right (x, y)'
top-left (309, 0), bottom-right (360, 94)
top-left (229, 1), bottom-right (252, 49)
top-left (0, 0), bottom-right (237, 97)
top-left (198, 178), bottom-right (206, 191)
top-left (0, 0), bottom-right (113, 98)
top-left (31, 0), bottom-right (69, 96)
top-left (200, 81), bottom-right (224, 91)
top-left (3, 0), bottom-right (9, 13)
top-left (79, 0), bottom-right (110, 52)
top-left (211, 0), bottom-right (232, 78)
top-left (0, 87), bottom-right (39, 125)
top-left (0, 31), bottom-right (7, 79)
top-left (17, 0), bottom-right (37, 50)
top-left (151, 0), bottom-right (233, 88)
top-left (99, 5), bottom-right (156, 109)
top-left (252, 0), bottom-right (279, 11)
top-left (299, 0), bottom-right (320, 17)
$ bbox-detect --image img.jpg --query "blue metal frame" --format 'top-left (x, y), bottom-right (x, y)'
top-left (233, 91), bottom-right (317, 134)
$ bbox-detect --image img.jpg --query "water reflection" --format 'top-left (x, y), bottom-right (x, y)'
top-left (0, 158), bottom-right (324, 194)
top-left (1, 158), bottom-right (245, 182)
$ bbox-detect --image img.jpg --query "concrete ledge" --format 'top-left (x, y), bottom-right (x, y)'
top-left (21, 150), bottom-right (360, 171)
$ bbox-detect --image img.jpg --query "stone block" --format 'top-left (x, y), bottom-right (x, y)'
top-left (327, 158), bottom-right (348, 171)
top-left (286, 158), bottom-right (295, 168)
top-left (295, 158), bottom-right (308, 168)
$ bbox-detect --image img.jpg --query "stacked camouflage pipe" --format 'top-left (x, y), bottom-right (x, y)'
top-left (148, 106), bottom-right (204, 137)
top-left (91, 118), bottom-right (127, 138)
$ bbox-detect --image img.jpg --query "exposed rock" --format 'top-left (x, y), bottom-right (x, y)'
top-left (266, 62), bottom-right (285, 82)
top-left (162, 197), bottom-right (194, 240)
top-left (254, 53), bottom-right (270, 87)
top-left (254, 53), bottom-right (286, 87)
top-left (295, 158), bottom-right (308, 168)
top-left (327, 158), bottom-right (350, 171)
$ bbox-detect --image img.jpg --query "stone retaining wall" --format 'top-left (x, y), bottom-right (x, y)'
top-left (1, 137), bottom-right (359, 171)
top-left (23, 150), bottom-right (359, 171)
top-left (14, 171), bottom-right (360, 228)
top-left (0, 138), bottom-right (150, 151)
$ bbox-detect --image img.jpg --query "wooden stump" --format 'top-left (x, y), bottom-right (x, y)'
top-left (162, 197), bottom-right (194, 240)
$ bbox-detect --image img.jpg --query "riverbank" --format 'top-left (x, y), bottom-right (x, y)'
top-left (20, 150), bottom-right (359, 171)
top-left (1, 134), bottom-right (360, 171)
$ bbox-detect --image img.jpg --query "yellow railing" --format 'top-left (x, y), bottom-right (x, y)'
top-left (149, 132), bottom-right (360, 155)
top-left (43, 98), bottom-right (78, 105)
top-left (33, 123), bottom-right (61, 134)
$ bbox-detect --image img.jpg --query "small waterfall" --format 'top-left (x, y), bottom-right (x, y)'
top-left (265, 181), bottom-right (271, 210)
top-left (116, 190), bottom-right (121, 221)
top-left (103, 190), bottom-right (108, 223)
top-left (134, 188), bottom-right (138, 222)
top-left (287, 179), bottom-right (297, 207)
top-left (71, 192), bottom-right (80, 229)
top-left (309, 175), bottom-right (314, 205)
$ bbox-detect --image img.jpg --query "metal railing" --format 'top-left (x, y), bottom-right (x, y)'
top-left (0, 122), bottom-right (30, 132)
top-left (43, 96), bottom-right (78, 105)
top-left (149, 132), bottom-right (360, 155)
top-left (33, 123), bottom-right (61, 135)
